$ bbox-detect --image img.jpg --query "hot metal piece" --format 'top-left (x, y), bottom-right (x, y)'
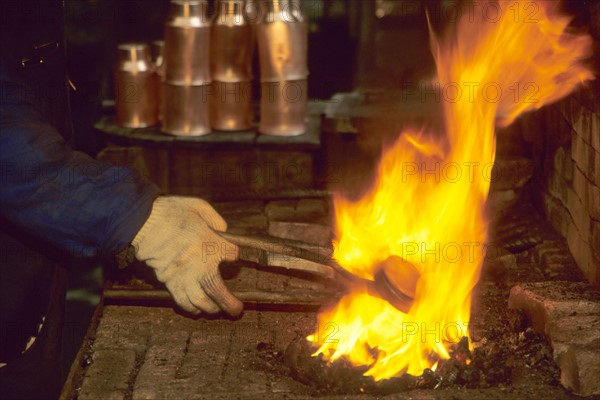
top-left (114, 43), bottom-right (159, 128)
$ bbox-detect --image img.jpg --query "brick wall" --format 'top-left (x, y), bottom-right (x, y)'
top-left (522, 1), bottom-right (600, 287)
top-left (524, 84), bottom-right (600, 287)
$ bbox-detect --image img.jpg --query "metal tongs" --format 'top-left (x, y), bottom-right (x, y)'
top-left (219, 232), bottom-right (417, 313)
top-left (104, 232), bottom-right (417, 312)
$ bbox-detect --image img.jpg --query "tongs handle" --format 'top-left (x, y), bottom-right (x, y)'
top-left (218, 231), bottom-right (355, 282)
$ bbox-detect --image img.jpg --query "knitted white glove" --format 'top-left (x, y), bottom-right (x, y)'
top-left (132, 196), bottom-right (242, 315)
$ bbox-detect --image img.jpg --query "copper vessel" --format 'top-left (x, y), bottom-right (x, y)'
top-left (164, 0), bottom-right (211, 85)
top-left (211, 81), bottom-right (253, 131)
top-left (114, 43), bottom-right (159, 128)
top-left (256, 1), bottom-right (308, 136)
top-left (211, 0), bottom-right (254, 82)
top-left (162, 83), bottom-right (211, 136)
top-left (210, 0), bottom-right (255, 130)
top-left (255, 0), bottom-right (308, 82)
top-left (259, 79), bottom-right (307, 136)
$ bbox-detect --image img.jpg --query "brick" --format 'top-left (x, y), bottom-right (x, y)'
top-left (265, 199), bottom-right (328, 223)
top-left (508, 282), bottom-right (600, 333)
top-left (554, 145), bottom-right (573, 182)
top-left (570, 100), bottom-right (593, 145)
top-left (592, 117), bottom-right (600, 152)
top-left (590, 184), bottom-right (600, 221)
top-left (566, 222), bottom-right (591, 282)
top-left (591, 252), bottom-right (600, 287)
top-left (533, 240), bottom-right (562, 265)
top-left (214, 201), bottom-right (265, 217)
top-left (572, 131), bottom-right (590, 172)
top-left (134, 329), bottom-right (189, 387)
top-left (595, 149), bottom-right (600, 184)
top-left (572, 165), bottom-right (587, 200)
top-left (508, 282), bottom-right (600, 393)
top-left (566, 186), bottom-right (590, 243)
top-left (532, 240), bottom-right (577, 279)
top-left (547, 172), bottom-right (567, 206)
top-left (133, 327), bottom-right (232, 399)
top-left (175, 328), bottom-right (229, 381)
top-left (592, 222), bottom-right (600, 258)
top-left (268, 220), bottom-right (331, 246)
top-left (93, 319), bottom-right (148, 354)
top-left (78, 349), bottom-right (137, 400)
top-left (226, 213), bottom-right (268, 236)
top-left (546, 315), bottom-right (600, 396)
top-left (564, 145), bottom-right (574, 182)
top-left (543, 193), bottom-right (570, 236)
top-left (220, 314), bottom-right (271, 395)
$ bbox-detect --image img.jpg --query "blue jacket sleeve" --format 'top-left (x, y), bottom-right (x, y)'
top-left (0, 62), bottom-right (162, 258)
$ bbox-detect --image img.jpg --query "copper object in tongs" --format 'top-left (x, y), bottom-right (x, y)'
top-left (218, 232), bottom-right (420, 313)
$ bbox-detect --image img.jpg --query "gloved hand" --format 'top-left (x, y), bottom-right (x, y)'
top-left (132, 196), bottom-right (242, 315)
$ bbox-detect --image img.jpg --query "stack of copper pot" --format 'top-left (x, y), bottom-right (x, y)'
top-left (211, 0), bottom-right (254, 131)
top-left (115, 0), bottom-right (308, 137)
top-left (162, 0), bottom-right (212, 136)
top-left (256, 0), bottom-right (308, 136)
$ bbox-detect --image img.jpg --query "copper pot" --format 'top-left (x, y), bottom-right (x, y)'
top-left (211, 81), bottom-right (253, 131)
top-left (259, 79), bottom-right (307, 136)
top-left (255, 0), bottom-right (308, 82)
top-left (211, 0), bottom-right (254, 82)
top-left (162, 82), bottom-right (211, 136)
top-left (114, 43), bottom-right (159, 128)
top-left (164, 0), bottom-right (211, 85)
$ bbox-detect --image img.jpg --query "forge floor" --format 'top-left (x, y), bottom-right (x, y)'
top-left (61, 196), bottom-right (589, 400)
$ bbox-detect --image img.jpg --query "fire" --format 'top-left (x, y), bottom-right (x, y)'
top-left (309, 0), bottom-right (593, 380)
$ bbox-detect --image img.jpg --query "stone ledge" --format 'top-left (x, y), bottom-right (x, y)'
top-left (508, 282), bottom-right (600, 396)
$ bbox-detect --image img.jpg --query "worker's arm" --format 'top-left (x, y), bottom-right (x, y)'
top-left (0, 60), bottom-right (161, 258)
top-left (0, 59), bottom-right (242, 316)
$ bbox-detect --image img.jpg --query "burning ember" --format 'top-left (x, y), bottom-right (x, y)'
top-left (308, 0), bottom-right (594, 380)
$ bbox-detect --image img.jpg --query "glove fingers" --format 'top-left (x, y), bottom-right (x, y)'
top-left (193, 200), bottom-right (228, 231)
top-left (186, 282), bottom-right (220, 314)
top-left (166, 281), bottom-right (201, 315)
top-left (200, 271), bottom-right (243, 316)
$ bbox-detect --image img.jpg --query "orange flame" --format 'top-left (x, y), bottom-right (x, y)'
top-left (309, 0), bottom-right (593, 380)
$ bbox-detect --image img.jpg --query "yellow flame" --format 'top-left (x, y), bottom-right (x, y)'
top-left (309, 0), bottom-right (593, 380)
